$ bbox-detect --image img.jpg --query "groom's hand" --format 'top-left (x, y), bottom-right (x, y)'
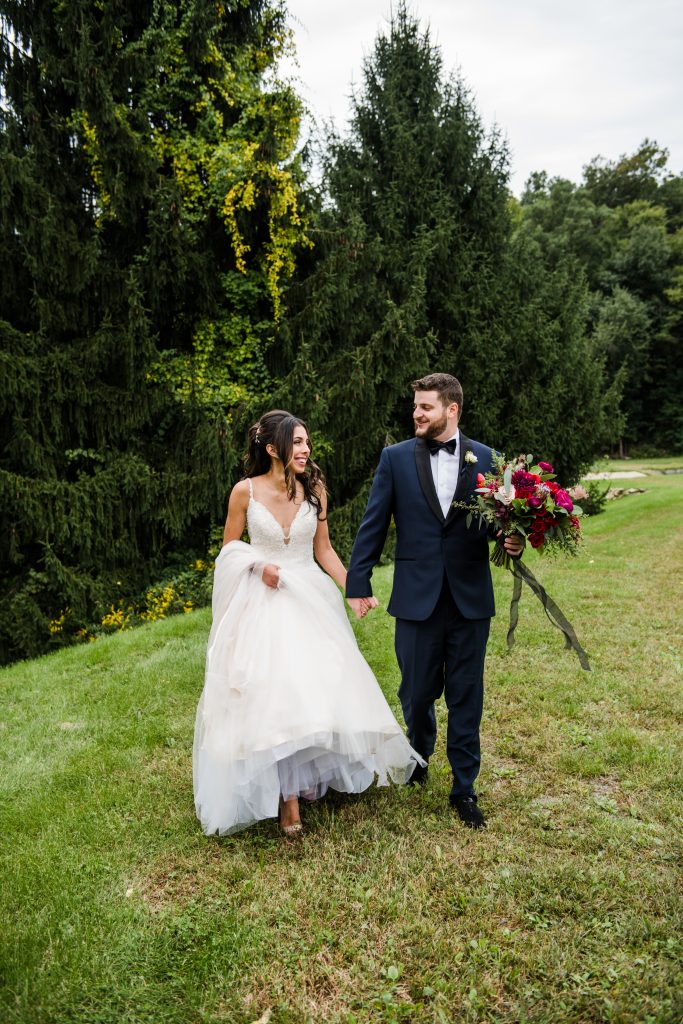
top-left (499, 531), bottom-right (524, 558)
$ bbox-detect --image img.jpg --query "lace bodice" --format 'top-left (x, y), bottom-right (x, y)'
top-left (246, 480), bottom-right (317, 566)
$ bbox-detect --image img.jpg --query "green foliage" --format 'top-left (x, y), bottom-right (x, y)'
top-left (271, 4), bottom-right (610, 558)
top-left (74, 551), bottom-right (217, 642)
top-left (493, 228), bottom-right (618, 473)
top-left (0, 0), bottom-right (307, 663)
top-left (583, 139), bottom-right (671, 208)
top-left (570, 480), bottom-right (610, 517)
top-left (521, 141), bottom-right (683, 454)
top-left (1, 468), bottom-right (681, 1023)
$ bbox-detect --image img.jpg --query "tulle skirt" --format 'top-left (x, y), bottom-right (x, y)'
top-left (193, 542), bottom-right (422, 835)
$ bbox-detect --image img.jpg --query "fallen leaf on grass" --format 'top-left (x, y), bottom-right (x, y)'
top-left (250, 1010), bottom-right (272, 1024)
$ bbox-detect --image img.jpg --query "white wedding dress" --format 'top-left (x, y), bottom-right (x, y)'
top-left (193, 481), bottom-right (421, 835)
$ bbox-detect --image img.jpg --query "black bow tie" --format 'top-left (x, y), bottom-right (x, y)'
top-left (427, 438), bottom-right (457, 456)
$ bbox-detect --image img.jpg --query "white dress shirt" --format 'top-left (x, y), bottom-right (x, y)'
top-left (430, 429), bottom-right (460, 518)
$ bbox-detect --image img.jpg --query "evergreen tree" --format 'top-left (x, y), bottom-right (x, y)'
top-left (494, 227), bottom-right (619, 467)
top-left (0, 0), bottom-right (307, 663)
top-left (276, 3), bottom-right (607, 556)
top-left (521, 142), bottom-right (683, 454)
top-left (276, 5), bottom-right (509, 553)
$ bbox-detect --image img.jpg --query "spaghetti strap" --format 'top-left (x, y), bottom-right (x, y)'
top-left (247, 477), bottom-right (253, 499)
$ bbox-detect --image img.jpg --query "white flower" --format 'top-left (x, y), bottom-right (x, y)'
top-left (494, 485), bottom-right (516, 505)
top-left (464, 450), bottom-right (478, 464)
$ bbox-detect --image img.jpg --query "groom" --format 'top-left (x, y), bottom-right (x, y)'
top-left (346, 373), bottom-right (522, 829)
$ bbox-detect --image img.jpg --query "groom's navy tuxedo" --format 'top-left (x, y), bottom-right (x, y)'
top-left (346, 433), bottom-right (496, 798)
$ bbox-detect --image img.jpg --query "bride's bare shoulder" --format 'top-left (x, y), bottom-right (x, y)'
top-left (229, 479), bottom-right (250, 508)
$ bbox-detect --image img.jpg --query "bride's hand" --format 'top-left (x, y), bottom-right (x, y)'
top-left (348, 596), bottom-right (379, 619)
top-left (347, 597), bottom-right (366, 619)
top-left (261, 564), bottom-right (281, 588)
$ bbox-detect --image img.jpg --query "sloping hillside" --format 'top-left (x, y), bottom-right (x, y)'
top-left (1, 470), bottom-right (681, 1024)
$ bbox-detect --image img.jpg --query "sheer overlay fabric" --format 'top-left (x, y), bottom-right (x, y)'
top-left (193, 487), bottom-right (422, 835)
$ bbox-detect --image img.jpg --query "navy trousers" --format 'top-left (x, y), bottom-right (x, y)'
top-left (394, 574), bottom-right (490, 798)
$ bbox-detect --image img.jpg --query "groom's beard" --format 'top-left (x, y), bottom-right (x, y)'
top-left (415, 410), bottom-right (448, 440)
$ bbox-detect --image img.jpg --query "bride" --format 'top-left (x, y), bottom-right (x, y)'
top-left (193, 409), bottom-right (422, 836)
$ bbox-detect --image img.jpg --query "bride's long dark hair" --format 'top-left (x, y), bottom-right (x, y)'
top-left (243, 410), bottom-right (327, 519)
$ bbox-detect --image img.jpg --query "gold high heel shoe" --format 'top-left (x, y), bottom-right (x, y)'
top-left (281, 821), bottom-right (303, 837)
top-left (278, 797), bottom-right (303, 837)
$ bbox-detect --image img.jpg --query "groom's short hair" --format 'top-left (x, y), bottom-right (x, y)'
top-left (412, 372), bottom-right (463, 410)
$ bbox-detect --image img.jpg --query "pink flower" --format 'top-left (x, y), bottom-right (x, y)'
top-left (494, 485), bottom-right (515, 506)
top-left (554, 488), bottom-right (573, 511)
top-left (527, 495), bottom-right (544, 508)
top-left (538, 461), bottom-right (554, 473)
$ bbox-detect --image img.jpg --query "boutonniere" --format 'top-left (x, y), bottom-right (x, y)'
top-left (464, 450), bottom-right (477, 465)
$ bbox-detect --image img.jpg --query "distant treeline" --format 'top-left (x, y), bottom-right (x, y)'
top-left (1, 1), bottom-right (681, 663)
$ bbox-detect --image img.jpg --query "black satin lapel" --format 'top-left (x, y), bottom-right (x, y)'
top-left (446, 433), bottom-right (474, 525)
top-left (414, 438), bottom-right (445, 523)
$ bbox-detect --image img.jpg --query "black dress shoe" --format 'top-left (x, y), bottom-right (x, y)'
top-left (451, 795), bottom-right (486, 829)
top-left (407, 763), bottom-right (429, 786)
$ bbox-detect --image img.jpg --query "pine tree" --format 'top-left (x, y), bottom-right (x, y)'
top-left (494, 226), bottom-right (618, 470)
top-left (276, 3), bottom-right (606, 555)
top-left (274, 5), bottom-right (509, 550)
top-left (0, 0), bottom-right (307, 663)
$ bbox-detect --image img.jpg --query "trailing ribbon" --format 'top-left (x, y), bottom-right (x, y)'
top-left (506, 558), bottom-right (591, 672)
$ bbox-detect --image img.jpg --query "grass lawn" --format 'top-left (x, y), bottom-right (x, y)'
top-left (1, 466), bottom-right (681, 1024)
top-left (586, 454), bottom-right (683, 475)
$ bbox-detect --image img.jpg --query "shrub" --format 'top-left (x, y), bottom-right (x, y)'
top-left (569, 480), bottom-right (609, 517)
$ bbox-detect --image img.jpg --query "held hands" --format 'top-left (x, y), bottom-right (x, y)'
top-left (347, 596), bottom-right (379, 620)
top-left (261, 566), bottom-right (380, 612)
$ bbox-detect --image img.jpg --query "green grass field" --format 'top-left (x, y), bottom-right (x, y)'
top-left (1, 466), bottom-right (681, 1024)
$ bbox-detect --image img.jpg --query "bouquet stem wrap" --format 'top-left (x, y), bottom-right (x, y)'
top-left (506, 558), bottom-right (591, 672)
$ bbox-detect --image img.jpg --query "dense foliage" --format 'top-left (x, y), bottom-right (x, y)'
top-left (2, 1), bottom-right (678, 664)
top-left (520, 141), bottom-right (683, 454)
top-left (275, 5), bottom-right (611, 554)
top-left (0, 0), bottom-right (307, 662)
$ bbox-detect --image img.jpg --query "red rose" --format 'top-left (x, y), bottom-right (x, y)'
top-left (529, 532), bottom-right (544, 548)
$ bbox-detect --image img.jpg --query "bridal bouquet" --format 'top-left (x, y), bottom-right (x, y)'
top-left (457, 453), bottom-right (591, 671)
top-left (465, 453), bottom-right (583, 569)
